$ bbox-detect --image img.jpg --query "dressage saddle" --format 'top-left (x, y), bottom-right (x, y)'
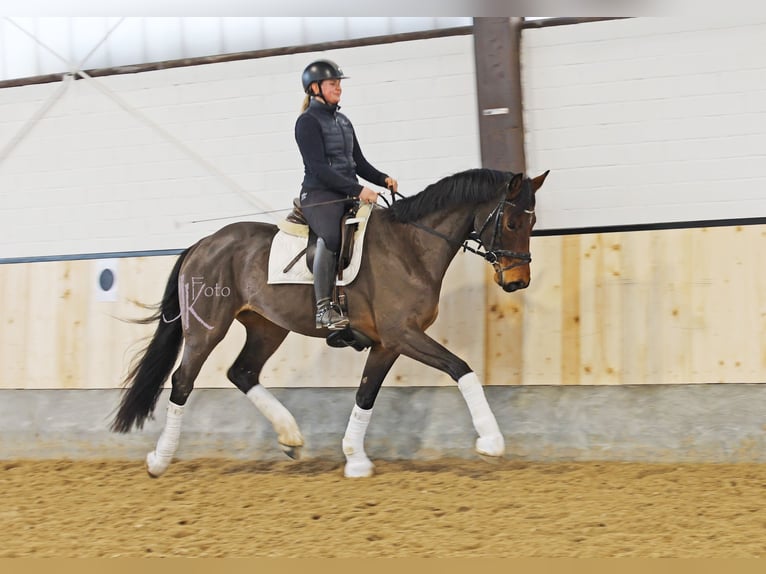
top-left (284, 198), bottom-right (372, 352)
top-left (283, 198), bottom-right (358, 277)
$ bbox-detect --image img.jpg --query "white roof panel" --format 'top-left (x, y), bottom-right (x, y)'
top-left (0, 17), bottom-right (472, 82)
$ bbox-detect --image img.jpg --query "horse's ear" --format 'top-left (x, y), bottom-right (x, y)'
top-left (508, 173), bottom-right (524, 193)
top-left (531, 170), bottom-right (550, 192)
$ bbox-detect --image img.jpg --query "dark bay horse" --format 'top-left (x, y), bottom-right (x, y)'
top-left (111, 167), bottom-right (549, 477)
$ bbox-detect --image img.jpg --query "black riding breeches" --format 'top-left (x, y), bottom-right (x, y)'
top-left (299, 188), bottom-right (353, 253)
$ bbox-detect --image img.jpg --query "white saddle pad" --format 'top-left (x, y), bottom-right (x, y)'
top-left (267, 204), bottom-right (373, 286)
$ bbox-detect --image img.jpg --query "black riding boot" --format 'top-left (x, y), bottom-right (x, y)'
top-left (313, 238), bottom-right (349, 330)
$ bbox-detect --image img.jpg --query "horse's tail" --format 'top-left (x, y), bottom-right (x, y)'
top-left (110, 247), bottom-right (191, 433)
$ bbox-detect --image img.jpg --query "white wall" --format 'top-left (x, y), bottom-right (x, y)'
top-left (522, 16), bottom-right (766, 231)
top-left (0, 34), bottom-right (480, 259)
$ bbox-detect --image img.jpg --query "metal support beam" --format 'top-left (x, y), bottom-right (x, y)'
top-left (472, 17), bottom-right (526, 173)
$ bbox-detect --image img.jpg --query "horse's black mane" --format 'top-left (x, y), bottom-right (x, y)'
top-left (385, 168), bottom-right (511, 223)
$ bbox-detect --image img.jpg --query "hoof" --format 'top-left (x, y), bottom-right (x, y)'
top-left (145, 451), bottom-right (169, 478)
top-left (344, 457), bottom-right (374, 478)
top-left (476, 434), bottom-right (505, 458)
top-left (279, 443), bottom-right (303, 460)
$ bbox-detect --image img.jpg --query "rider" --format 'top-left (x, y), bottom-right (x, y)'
top-left (295, 59), bottom-right (398, 330)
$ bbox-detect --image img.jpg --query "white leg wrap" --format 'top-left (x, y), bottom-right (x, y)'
top-left (342, 404), bottom-right (374, 478)
top-left (146, 401), bottom-right (184, 477)
top-left (457, 372), bottom-right (505, 457)
top-left (246, 386), bottom-right (304, 447)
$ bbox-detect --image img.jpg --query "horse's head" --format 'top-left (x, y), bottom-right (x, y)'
top-left (472, 170), bottom-right (549, 292)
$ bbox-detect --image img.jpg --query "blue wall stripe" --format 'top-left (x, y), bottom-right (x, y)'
top-left (0, 248), bottom-right (185, 265)
top-left (1, 216), bottom-right (765, 264)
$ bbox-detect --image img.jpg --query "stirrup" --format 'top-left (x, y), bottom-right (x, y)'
top-left (315, 302), bottom-right (350, 331)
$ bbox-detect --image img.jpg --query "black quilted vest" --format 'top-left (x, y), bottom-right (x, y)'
top-left (304, 99), bottom-right (357, 181)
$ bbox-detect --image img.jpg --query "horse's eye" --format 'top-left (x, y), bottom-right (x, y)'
top-left (505, 219), bottom-right (518, 231)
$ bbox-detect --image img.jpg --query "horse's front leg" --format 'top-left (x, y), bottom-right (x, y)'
top-left (387, 329), bottom-right (505, 459)
top-left (342, 345), bottom-right (399, 478)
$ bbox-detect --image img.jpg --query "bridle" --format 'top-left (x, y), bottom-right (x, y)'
top-left (384, 179), bottom-right (534, 274)
top-left (466, 187), bottom-right (534, 274)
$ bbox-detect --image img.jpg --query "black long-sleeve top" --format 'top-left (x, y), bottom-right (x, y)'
top-left (295, 101), bottom-right (388, 197)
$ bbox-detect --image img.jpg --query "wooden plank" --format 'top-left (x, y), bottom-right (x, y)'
top-left (617, 231), bottom-right (652, 384)
top-left (485, 263), bottom-right (525, 386)
top-left (54, 260), bottom-right (87, 388)
top-left (559, 235), bottom-right (582, 384)
top-left (519, 235), bottom-right (563, 385)
top-left (576, 235), bottom-right (605, 385)
top-left (23, 262), bottom-right (60, 386)
top-left (598, 233), bottom-right (625, 385)
top-left (0, 263), bottom-right (29, 387)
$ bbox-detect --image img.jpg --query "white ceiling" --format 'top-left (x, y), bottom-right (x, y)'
top-left (0, 17), bottom-right (473, 82)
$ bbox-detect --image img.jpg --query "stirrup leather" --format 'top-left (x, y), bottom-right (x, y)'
top-left (315, 300), bottom-right (349, 330)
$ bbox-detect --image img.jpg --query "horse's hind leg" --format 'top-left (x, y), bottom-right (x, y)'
top-left (147, 324), bottom-right (232, 478)
top-left (342, 345), bottom-right (399, 478)
top-left (227, 311), bottom-right (304, 460)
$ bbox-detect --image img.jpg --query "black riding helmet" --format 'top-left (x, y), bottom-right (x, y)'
top-left (301, 59), bottom-right (348, 94)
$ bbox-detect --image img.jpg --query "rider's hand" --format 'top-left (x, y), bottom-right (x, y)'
top-left (359, 187), bottom-right (379, 204)
top-left (385, 177), bottom-right (399, 195)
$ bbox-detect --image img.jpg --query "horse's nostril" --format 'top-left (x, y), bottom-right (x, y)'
top-left (503, 281), bottom-right (528, 293)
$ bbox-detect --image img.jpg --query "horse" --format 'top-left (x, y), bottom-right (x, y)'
top-left (110, 167), bottom-right (549, 478)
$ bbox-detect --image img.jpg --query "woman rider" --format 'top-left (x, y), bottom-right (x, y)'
top-left (295, 59), bottom-right (398, 330)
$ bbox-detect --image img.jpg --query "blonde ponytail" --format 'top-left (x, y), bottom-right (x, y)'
top-left (301, 94), bottom-right (310, 112)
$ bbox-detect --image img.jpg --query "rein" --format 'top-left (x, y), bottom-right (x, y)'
top-left (383, 187), bottom-right (533, 273)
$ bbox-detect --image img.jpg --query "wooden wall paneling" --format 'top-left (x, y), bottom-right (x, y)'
top-left (0, 263), bottom-right (29, 387)
top-left (710, 226), bottom-right (760, 382)
top-left (756, 227), bottom-right (766, 376)
top-left (732, 226), bottom-right (764, 382)
top-left (484, 262), bottom-right (525, 386)
top-left (55, 260), bottom-right (88, 388)
top-left (655, 230), bottom-right (682, 382)
top-left (599, 232), bottom-right (625, 385)
top-left (23, 262), bottom-right (61, 387)
top-left (619, 231), bottom-right (655, 385)
top-left (687, 228), bottom-right (720, 383)
top-left (517, 235), bottom-right (564, 385)
top-left (584, 234), bottom-right (605, 385)
top-left (3, 225), bottom-right (765, 390)
top-left (559, 235), bottom-right (582, 385)
top-left (692, 227), bottom-right (733, 383)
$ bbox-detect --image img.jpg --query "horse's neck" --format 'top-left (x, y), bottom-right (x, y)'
top-left (405, 206), bottom-right (475, 274)
top-left (422, 205), bottom-right (473, 239)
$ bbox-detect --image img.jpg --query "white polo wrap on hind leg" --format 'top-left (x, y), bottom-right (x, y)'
top-left (246, 385), bottom-right (304, 448)
top-left (457, 372), bottom-right (505, 457)
top-left (146, 401), bottom-right (185, 476)
top-left (342, 404), bottom-right (374, 478)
